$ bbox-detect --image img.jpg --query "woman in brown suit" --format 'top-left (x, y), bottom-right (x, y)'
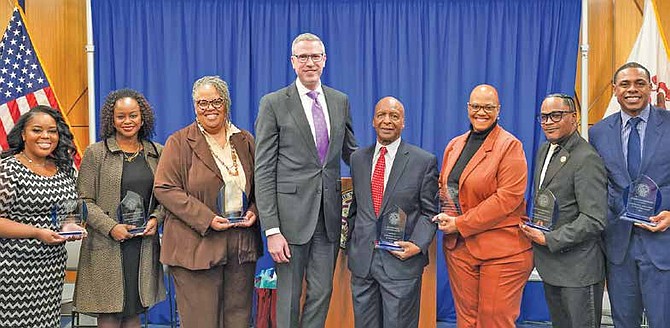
top-left (74, 89), bottom-right (165, 328)
top-left (154, 75), bottom-right (263, 328)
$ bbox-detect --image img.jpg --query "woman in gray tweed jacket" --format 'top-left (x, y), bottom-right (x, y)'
top-left (73, 89), bottom-right (165, 328)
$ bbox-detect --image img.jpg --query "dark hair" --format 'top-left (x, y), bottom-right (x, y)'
top-left (1, 105), bottom-right (76, 173)
top-left (612, 62), bottom-right (651, 84)
top-left (99, 88), bottom-right (156, 140)
top-left (545, 93), bottom-right (576, 112)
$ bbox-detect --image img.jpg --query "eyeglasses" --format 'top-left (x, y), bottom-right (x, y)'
top-left (467, 103), bottom-right (499, 114)
top-left (195, 98), bottom-right (225, 110)
top-left (293, 53), bottom-right (325, 63)
top-left (537, 111), bottom-right (575, 123)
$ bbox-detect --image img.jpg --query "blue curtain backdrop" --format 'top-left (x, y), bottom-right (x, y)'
top-left (92, 0), bottom-right (581, 322)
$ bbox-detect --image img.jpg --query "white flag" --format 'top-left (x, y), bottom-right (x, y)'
top-left (604, 0), bottom-right (670, 117)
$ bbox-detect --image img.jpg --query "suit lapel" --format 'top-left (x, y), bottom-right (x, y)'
top-left (441, 133), bottom-right (467, 187)
top-left (534, 143), bottom-right (549, 192)
top-left (285, 84), bottom-right (321, 164)
top-left (541, 146), bottom-right (569, 190)
top-left (459, 126), bottom-right (501, 189)
top-left (186, 124), bottom-right (223, 181)
top-left (640, 107), bottom-right (666, 176)
top-left (360, 146), bottom-right (375, 216)
top-left (379, 142), bottom-right (409, 216)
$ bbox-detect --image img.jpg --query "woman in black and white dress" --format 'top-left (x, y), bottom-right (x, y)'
top-left (0, 105), bottom-right (80, 327)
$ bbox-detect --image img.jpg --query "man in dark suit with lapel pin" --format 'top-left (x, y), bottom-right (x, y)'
top-left (590, 62), bottom-right (670, 328)
top-left (255, 33), bottom-right (358, 328)
top-left (346, 96), bottom-right (438, 328)
top-left (520, 94), bottom-right (607, 328)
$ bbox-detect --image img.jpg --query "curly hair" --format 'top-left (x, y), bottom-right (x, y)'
top-left (99, 88), bottom-right (156, 140)
top-left (1, 105), bottom-right (76, 174)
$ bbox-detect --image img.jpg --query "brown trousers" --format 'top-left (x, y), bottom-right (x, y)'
top-left (170, 262), bottom-right (256, 328)
top-left (445, 238), bottom-right (533, 328)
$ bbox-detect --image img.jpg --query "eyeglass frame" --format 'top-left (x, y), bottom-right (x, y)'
top-left (195, 98), bottom-right (226, 110)
top-left (467, 102), bottom-right (500, 114)
top-left (292, 53), bottom-right (325, 63)
top-left (537, 110), bottom-right (576, 124)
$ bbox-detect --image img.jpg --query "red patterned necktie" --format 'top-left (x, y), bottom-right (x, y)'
top-left (371, 146), bottom-right (387, 216)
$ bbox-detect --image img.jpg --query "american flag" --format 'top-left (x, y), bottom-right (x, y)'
top-left (0, 8), bottom-right (81, 166)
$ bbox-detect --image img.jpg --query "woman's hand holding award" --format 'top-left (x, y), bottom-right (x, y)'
top-left (51, 198), bottom-right (88, 238)
top-left (117, 191), bottom-right (147, 236)
top-left (217, 183), bottom-right (248, 224)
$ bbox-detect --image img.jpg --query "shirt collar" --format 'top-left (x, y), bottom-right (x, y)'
top-left (196, 121), bottom-right (241, 140)
top-left (374, 137), bottom-right (401, 159)
top-left (295, 78), bottom-right (324, 97)
top-left (620, 104), bottom-right (650, 127)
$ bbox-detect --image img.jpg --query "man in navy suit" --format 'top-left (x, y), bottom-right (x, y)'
top-left (346, 96), bottom-right (438, 328)
top-left (590, 62), bottom-right (670, 327)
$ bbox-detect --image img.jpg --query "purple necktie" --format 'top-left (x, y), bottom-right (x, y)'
top-left (307, 90), bottom-right (329, 163)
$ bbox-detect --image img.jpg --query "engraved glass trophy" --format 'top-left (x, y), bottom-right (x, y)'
top-left (117, 191), bottom-right (147, 235)
top-left (526, 189), bottom-right (558, 232)
top-left (51, 198), bottom-right (88, 236)
top-left (375, 205), bottom-right (407, 252)
top-left (440, 185), bottom-right (462, 216)
top-left (620, 175), bottom-right (662, 227)
top-left (216, 183), bottom-right (247, 224)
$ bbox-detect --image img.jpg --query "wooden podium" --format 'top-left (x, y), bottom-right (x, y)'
top-left (320, 178), bottom-right (437, 328)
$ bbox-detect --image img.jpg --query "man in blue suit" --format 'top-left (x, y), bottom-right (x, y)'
top-left (590, 62), bottom-right (670, 327)
top-left (347, 96), bottom-right (438, 328)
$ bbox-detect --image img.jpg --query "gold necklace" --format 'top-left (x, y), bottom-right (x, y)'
top-left (21, 152), bottom-right (47, 167)
top-left (121, 143), bottom-right (142, 162)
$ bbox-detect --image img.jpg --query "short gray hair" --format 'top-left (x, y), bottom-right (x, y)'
top-left (291, 33), bottom-right (326, 55)
top-left (192, 75), bottom-right (231, 112)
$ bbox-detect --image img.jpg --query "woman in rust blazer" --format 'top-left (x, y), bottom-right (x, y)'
top-left (154, 76), bottom-right (263, 328)
top-left (434, 85), bottom-right (532, 328)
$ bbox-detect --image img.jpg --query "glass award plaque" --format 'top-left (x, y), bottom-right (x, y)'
top-left (216, 184), bottom-right (248, 224)
top-left (440, 185), bottom-right (462, 216)
top-left (117, 191), bottom-right (147, 235)
top-left (526, 189), bottom-right (558, 232)
top-left (51, 198), bottom-right (88, 236)
top-left (375, 205), bottom-right (407, 252)
top-left (620, 175), bottom-right (662, 227)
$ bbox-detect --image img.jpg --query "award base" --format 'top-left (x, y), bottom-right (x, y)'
top-left (525, 222), bottom-right (551, 232)
top-left (620, 214), bottom-right (658, 227)
top-left (375, 240), bottom-right (403, 252)
top-left (226, 216), bottom-right (246, 224)
top-left (58, 230), bottom-right (86, 237)
top-left (128, 227), bottom-right (146, 236)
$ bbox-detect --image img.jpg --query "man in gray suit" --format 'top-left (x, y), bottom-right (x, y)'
top-left (347, 97), bottom-right (438, 328)
top-left (520, 94), bottom-right (607, 328)
top-left (255, 33), bottom-right (357, 328)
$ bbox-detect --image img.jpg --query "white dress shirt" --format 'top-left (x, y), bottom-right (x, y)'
top-left (371, 137), bottom-right (401, 189)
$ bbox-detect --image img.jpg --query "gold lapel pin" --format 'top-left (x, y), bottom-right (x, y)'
top-left (560, 156), bottom-right (567, 163)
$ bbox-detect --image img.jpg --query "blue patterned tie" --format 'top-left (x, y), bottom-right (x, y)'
top-left (627, 117), bottom-right (641, 180)
top-left (307, 91), bottom-right (329, 164)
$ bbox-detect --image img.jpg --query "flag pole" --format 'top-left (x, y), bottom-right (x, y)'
top-left (580, 0), bottom-right (589, 140)
top-left (86, 0), bottom-right (95, 145)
